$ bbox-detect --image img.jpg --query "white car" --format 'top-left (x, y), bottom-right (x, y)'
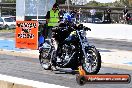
top-left (0, 18), bottom-right (4, 29)
top-left (0, 17), bottom-right (16, 29)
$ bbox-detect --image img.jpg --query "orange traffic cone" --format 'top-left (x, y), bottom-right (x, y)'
top-left (78, 66), bottom-right (86, 76)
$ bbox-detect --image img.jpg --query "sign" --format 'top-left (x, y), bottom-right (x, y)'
top-left (15, 21), bottom-right (38, 50)
top-left (76, 74), bottom-right (131, 85)
top-left (76, 66), bottom-right (131, 85)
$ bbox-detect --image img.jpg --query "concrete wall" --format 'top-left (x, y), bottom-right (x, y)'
top-left (0, 80), bottom-right (32, 88)
top-left (0, 74), bottom-right (68, 88)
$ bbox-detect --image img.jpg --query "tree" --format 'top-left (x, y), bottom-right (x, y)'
top-left (2, 0), bottom-right (16, 3)
top-left (56, 0), bottom-right (66, 4)
top-left (119, 0), bottom-right (132, 7)
top-left (113, 1), bottom-right (123, 7)
top-left (85, 0), bottom-right (113, 7)
top-left (56, 0), bottom-right (88, 5)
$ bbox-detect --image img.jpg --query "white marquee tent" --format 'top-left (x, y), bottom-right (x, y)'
top-left (16, 0), bottom-right (56, 21)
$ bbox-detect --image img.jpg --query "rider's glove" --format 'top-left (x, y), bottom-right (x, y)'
top-left (84, 27), bottom-right (91, 31)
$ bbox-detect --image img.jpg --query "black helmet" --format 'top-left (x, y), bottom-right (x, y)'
top-left (53, 3), bottom-right (59, 8)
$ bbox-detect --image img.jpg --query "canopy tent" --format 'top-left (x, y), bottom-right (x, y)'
top-left (16, 0), bottom-right (56, 21)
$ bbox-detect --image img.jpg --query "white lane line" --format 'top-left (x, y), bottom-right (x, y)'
top-left (0, 74), bottom-right (69, 88)
top-left (0, 39), bottom-right (14, 41)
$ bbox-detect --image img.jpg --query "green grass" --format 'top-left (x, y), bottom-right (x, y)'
top-left (0, 29), bottom-right (15, 33)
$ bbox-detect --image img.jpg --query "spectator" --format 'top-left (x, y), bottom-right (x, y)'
top-left (123, 6), bottom-right (129, 24)
top-left (90, 8), bottom-right (96, 23)
top-left (126, 13), bottom-right (131, 24)
top-left (45, 3), bottom-right (60, 39)
top-left (45, 3), bottom-right (60, 71)
top-left (78, 8), bottom-right (81, 22)
top-left (106, 8), bottom-right (111, 23)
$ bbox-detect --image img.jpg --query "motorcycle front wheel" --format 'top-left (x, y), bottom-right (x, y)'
top-left (82, 46), bottom-right (101, 74)
top-left (39, 49), bottom-right (51, 70)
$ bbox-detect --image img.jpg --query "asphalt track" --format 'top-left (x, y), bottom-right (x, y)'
top-left (0, 53), bottom-right (131, 88)
top-left (88, 38), bottom-right (132, 51)
top-left (0, 32), bottom-right (132, 88)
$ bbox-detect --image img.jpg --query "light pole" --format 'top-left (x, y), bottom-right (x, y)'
top-left (36, 0), bottom-right (39, 21)
top-left (45, 0), bottom-right (48, 14)
top-left (82, 0), bottom-right (84, 5)
top-left (67, 0), bottom-right (70, 12)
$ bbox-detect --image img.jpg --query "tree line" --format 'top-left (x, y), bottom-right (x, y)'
top-left (57, 0), bottom-right (132, 7)
top-left (2, 0), bottom-right (132, 7)
top-left (1, 0), bottom-right (15, 3)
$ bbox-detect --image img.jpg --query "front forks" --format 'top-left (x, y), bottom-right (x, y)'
top-left (76, 31), bottom-right (91, 64)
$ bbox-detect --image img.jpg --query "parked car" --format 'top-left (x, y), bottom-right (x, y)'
top-left (9, 16), bottom-right (16, 21)
top-left (0, 17), bottom-right (16, 29)
top-left (0, 18), bottom-right (4, 30)
top-left (94, 18), bottom-right (102, 23)
top-left (84, 17), bottom-right (102, 23)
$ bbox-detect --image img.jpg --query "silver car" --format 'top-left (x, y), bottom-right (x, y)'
top-left (0, 17), bottom-right (16, 30)
top-left (0, 18), bottom-right (4, 29)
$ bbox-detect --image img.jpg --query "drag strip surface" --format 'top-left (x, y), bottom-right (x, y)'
top-left (88, 38), bottom-right (132, 51)
top-left (0, 54), bottom-right (131, 88)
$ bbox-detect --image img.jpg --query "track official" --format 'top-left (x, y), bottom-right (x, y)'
top-left (45, 3), bottom-right (60, 39)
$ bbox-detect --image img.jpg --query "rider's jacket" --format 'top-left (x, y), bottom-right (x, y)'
top-left (48, 9), bottom-right (59, 27)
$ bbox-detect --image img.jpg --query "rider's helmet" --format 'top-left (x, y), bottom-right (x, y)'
top-left (53, 3), bottom-right (59, 9)
top-left (63, 12), bottom-right (72, 22)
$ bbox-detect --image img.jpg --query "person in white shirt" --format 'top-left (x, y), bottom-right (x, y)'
top-left (90, 9), bottom-right (96, 23)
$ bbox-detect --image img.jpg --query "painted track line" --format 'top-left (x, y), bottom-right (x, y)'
top-left (0, 74), bottom-right (69, 88)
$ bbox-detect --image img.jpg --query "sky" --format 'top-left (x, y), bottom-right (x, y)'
top-left (87, 0), bottom-right (116, 3)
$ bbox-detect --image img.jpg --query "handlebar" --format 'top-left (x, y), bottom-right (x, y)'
top-left (77, 24), bottom-right (91, 31)
top-left (83, 26), bottom-right (91, 31)
top-left (52, 24), bottom-right (91, 32)
top-left (52, 26), bottom-right (68, 32)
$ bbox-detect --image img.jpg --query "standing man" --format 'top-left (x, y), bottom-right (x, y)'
top-left (123, 6), bottom-right (129, 24)
top-left (106, 8), bottom-right (111, 23)
top-left (45, 3), bottom-right (60, 39)
top-left (90, 8), bottom-right (96, 23)
top-left (78, 8), bottom-right (81, 22)
top-left (45, 3), bottom-right (60, 70)
top-left (123, 6), bottom-right (128, 19)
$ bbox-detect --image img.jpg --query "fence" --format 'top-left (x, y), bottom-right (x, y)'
top-left (59, 5), bottom-right (132, 23)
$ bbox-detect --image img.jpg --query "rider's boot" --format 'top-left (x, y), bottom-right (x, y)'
top-left (51, 65), bottom-right (58, 71)
top-left (51, 56), bottom-right (58, 71)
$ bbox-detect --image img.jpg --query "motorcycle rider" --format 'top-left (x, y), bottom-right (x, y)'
top-left (50, 12), bottom-right (74, 71)
top-left (45, 3), bottom-right (72, 71)
top-left (45, 3), bottom-right (60, 70)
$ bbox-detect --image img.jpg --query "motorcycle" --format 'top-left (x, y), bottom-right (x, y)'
top-left (39, 22), bottom-right (101, 74)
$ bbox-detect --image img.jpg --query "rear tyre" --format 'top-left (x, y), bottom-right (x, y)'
top-left (82, 46), bottom-right (101, 74)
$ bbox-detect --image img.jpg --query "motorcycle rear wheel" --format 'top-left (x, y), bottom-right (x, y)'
top-left (82, 46), bottom-right (101, 74)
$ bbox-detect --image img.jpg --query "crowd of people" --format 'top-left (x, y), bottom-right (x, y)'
top-left (89, 6), bottom-right (131, 24)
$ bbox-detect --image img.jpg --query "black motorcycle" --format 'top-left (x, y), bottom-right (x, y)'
top-left (39, 23), bottom-right (101, 74)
